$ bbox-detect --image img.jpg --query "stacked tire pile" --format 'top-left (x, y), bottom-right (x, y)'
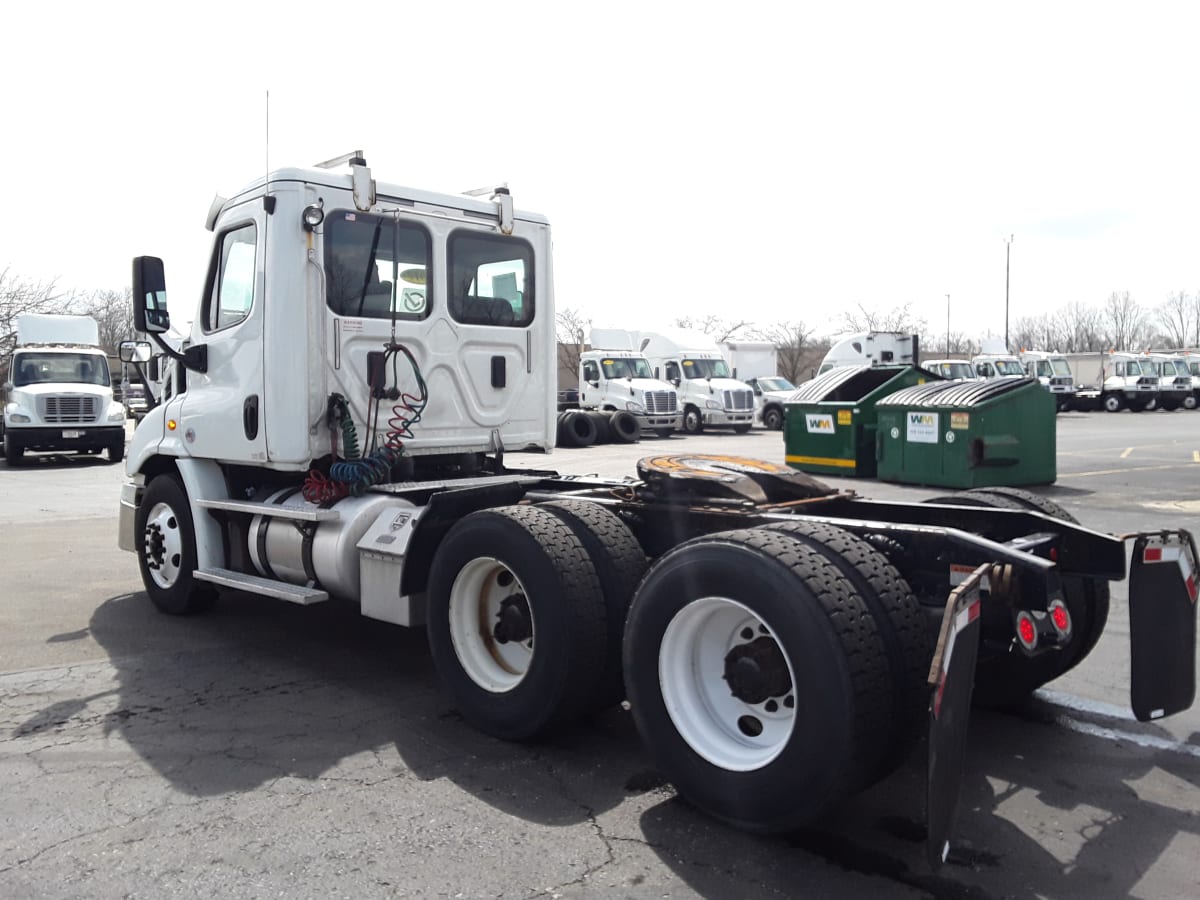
top-left (556, 410), bottom-right (641, 448)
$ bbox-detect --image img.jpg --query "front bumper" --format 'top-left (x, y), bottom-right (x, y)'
top-left (703, 410), bottom-right (755, 427)
top-left (635, 413), bottom-right (682, 430)
top-left (4, 425), bottom-right (125, 452)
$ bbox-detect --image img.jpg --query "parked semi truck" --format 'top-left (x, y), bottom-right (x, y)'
top-left (1070, 351), bottom-right (1160, 412)
top-left (818, 331), bottom-right (918, 374)
top-left (1017, 350), bottom-right (1076, 412)
top-left (637, 328), bottom-right (756, 434)
top-left (571, 328), bottom-right (681, 439)
top-left (117, 155), bottom-right (1197, 867)
top-left (2, 313), bottom-right (127, 465)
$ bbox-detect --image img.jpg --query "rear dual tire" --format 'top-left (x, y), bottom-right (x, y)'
top-left (623, 529), bottom-right (895, 831)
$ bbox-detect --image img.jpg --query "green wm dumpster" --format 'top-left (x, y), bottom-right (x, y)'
top-left (784, 364), bottom-right (935, 477)
top-left (875, 376), bottom-right (1056, 487)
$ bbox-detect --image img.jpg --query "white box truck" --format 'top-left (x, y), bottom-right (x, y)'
top-left (2, 313), bottom-right (127, 465)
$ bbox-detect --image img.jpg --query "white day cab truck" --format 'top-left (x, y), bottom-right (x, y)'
top-left (718, 339), bottom-right (793, 430)
top-left (818, 332), bottom-right (918, 374)
top-left (1146, 353), bottom-right (1196, 411)
top-left (1018, 350), bottom-right (1076, 412)
top-left (117, 154), bottom-right (1197, 868)
top-left (2, 313), bottom-right (127, 465)
top-left (1071, 352), bottom-right (1160, 412)
top-left (561, 328), bottom-right (680, 444)
top-left (636, 328), bottom-right (755, 434)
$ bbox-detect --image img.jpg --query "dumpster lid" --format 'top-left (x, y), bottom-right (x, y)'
top-left (878, 376), bottom-right (1038, 408)
top-left (788, 364), bottom-right (924, 403)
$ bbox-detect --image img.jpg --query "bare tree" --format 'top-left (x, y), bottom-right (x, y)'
top-left (79, 288), bottom-right (135, 355)
top-left (0, 269), bottom-right (73, 359)
top-left (673, 315), bottom-right (751, 343)
top-left (835, 300), bottom-right (926, 336)
top-left (754, 321), bottom-right (815, 384)
top-left (1101, 291), bottom-right (1150, 350)
top-left (555, 307), bottom-right (590, 388)
top-left (1156, 291), bottom-right (1193, 349)
top-left (1056, 301), bottom-right (1104, 352)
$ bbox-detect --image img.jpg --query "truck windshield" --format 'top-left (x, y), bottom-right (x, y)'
top-left (601, 358), bottom-right (653, 379)
top-left (757, 377), bottom-right (795, 392)
top-left (995, 360), bottom-right (1024, 375)
top-left (940, 363), bottom-right (974, 379)
top-left (1124, 360), bottom-right (1150, 376)
top-left (1050, 359), bottom-right (1071, 375)
top-left (682, 358), bottom-right (731, 379)
top-left (1170, 359), bottom-right (1189, 376)
top-left (12, 352), bottom-right (110, 387)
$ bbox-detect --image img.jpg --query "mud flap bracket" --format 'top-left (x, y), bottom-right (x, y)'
top-left (925, 564), bottom-right (985, 871)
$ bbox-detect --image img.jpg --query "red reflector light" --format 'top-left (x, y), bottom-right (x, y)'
top-left (1144, 547), bottom-right (1163, 562)
top-left (1016, 612), bottom-right (1037, 650)
top-left (1050, 547), bottom-right (1058, 562)
top-left (1051, 605), bottom-right (1070, 633)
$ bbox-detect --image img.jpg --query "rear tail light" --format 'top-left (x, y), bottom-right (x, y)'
top-left (1015, 611), bottom-right (1038, 651)
top-left (1048, 599), bottom-right (1072, 638)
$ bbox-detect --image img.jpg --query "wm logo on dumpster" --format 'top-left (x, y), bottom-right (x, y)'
top-left (805, 414), bottom-right (835, 434)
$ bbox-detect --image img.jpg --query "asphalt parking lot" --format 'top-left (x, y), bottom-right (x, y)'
top-left (1, 411), bottom-right (1198, 899)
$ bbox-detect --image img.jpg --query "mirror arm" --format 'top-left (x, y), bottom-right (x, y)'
top-left (148, 332), bottom-right (208, 374)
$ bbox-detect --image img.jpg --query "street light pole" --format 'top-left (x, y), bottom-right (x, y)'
top-left (1004, 234), bottom-right (1014, 350)
top-left (944, 294), bottom-right (950, 355)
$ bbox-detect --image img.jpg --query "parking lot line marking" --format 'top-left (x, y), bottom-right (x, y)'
top-left (1059, 463), bottom-right (1192, 479)
top-left (1120, 447), bottom-right (1134, 459)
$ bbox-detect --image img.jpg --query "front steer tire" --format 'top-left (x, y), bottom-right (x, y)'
top-left (135, 475), bottom-right (215, 615)
top-left (623, 529), bottom-right (891, 832)
top-left (426, 505), bottom-right (608, 741)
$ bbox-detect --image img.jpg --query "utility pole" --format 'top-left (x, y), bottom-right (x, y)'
top-left (1004, 234), bottom-right (1014, 350)
top-left (946, 294), bottom-right (950, 355)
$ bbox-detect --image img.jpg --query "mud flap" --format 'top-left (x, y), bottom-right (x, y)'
top-left (925, 565), bottom-right (985, 871)
top-left (1128, 531), bottom-right (1198, 721)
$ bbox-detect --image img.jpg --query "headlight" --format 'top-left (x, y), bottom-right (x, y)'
top-left (705, 400), bottom-right (723, 410)
top-left (9, 412), bottom-right (31, 423)
top-left (108, 403), bottom-right (127, 422)
top-left (625, 401), bottom-right (644, 413)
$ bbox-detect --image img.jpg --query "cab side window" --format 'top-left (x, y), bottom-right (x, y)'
top-left (582, 360), bottom-right (599, 384)
top-left (447, 231), bottom-right (534, 327)
top-left (665, 361), bottom-right (681, 383)
top-left (204, 223), bottom-right (257, 332)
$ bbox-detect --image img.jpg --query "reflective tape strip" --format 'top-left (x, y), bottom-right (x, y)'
top-left (784, 454), bottom-right (857, 469)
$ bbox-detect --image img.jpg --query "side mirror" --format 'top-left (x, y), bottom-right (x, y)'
top-left (671, 377), bottom-right (681, 387)
top-left (588, 379), bottom-right (599, 388)
top-left (119, 340), bottom-right (153, 364)
top-left (132, 256), bottom-right (170, 334)
top-left (2, 381), bottom-right (12, 393)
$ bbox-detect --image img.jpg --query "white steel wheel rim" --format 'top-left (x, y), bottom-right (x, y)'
top-left (448, 556), bottom-right (535, 693)
top-left (659, 596), bottom-right (797, 772)
top-left (143, 501), bottom-right (184, 590)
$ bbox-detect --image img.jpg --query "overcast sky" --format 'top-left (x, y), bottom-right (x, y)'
top-left (3, 1), bottom-right (1198, 344)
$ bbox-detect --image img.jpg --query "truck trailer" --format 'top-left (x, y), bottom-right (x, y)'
top-left (117, 155), bottom-right (1197, 867)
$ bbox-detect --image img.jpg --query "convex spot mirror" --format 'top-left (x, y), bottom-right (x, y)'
top-left (120, 340), bottom-right (153, 364)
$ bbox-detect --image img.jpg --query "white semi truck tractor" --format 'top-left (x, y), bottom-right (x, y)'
top-left (117, 154), bottom-right (1197, 865)
top-left (637, 328), bottom-right (756, 434)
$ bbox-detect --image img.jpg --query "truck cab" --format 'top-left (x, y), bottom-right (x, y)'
top-left (817, 332), bottom-right (917, 374)
top-left (971, 353), bottom-right (1025, 379)
top-left (638, 329), bottom-right (756, 434)
top-left (1018, 350), bottom-right (1076, 411)
top-left (1101, 352), bottom-right (1159, 412)
top-left (1146, 353), bottom-right (1196, 410)
top-left (2, 314), bottom-right (127, 465)
top-left (575, 330), bottom-right (681, 436)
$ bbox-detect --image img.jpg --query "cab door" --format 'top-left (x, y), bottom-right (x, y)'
top-left (177, 204), bottom-right (268, 463)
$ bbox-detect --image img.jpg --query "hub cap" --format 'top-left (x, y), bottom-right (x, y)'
top-left (142, 501), bottom-right (183, 589)
top-left (659, 597), bottom-right (796, 771)
top-left (448, 557), bottom-right (535, 693)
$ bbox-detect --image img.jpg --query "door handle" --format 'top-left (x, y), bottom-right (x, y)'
top-left (243, 395), bottom-right (259, 440)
